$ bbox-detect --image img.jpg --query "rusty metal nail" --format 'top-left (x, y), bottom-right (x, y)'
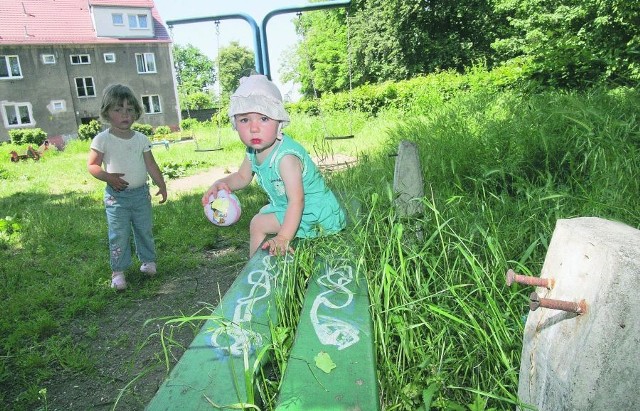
top-left (506, 269), bottom-right (554, 289)
top-left (529, 292), bottom-right (587, 315)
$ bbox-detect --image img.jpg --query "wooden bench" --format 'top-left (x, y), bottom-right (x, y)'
top-left (146, 248), bottom-right (288, 410)
top-left (147, 251), bottom-right (379, 410)
top-left (275, 257), bottom-right (379, 410)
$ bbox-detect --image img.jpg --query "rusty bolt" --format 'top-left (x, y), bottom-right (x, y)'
top-left (506, 269), bottom-right (554, 289)
top-left (529, 292), bottom-right (587, 315)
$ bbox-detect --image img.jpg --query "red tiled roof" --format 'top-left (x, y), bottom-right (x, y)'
top-left (0, 0), bottom-right (171, 45)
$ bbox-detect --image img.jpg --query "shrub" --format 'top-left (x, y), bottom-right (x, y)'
top-left (77, 120), bottom-right (103, 141)
top-left (154, 126), bottom-right (171, 136)
top-left (8, 128), bottom-right (47, 145)
top-left (182, 91), bottom-right (214, 110)
top-left (211, 109), bottom-right (230, 128)
top-left (180, 118), bottom-right (199, 131)
top-left (131, 123), bottom-right (153, 136)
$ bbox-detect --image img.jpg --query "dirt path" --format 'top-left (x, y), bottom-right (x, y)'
top-left (168, 153), bottom-right (357, 194)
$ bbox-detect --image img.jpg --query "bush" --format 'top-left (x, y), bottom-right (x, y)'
top-left (77, 120), bottom-right (103, 141)
top-left (131, 123), bottom-right (153, 136)
top-left (211, 109), bottom-right (230, 128)
top-left (154, 126), bottom-right (171, 136)
top-left (182, 91), bottom-right (214, 111)
top-left (288, 62), bottom-right (530, 117)
top-left (180, 118), bottom-right (199, 131)
top-left (8, 128), bottom-right (47, 145)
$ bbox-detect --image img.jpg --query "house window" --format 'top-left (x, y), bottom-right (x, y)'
top-left (128, 14), bottom-right (149, 29)
top-left (70, 54), bottom-right (91, 65)
top-left (52, 100), bottom-right (65, 111)
top-left (112, 13), bottom-right (124, 26)
top-left (42, 54), bottom-right (56, 64)
top-left (75, 77), bottom-right (95, 97)
top-left (104, 53), bottom-right (116, 63)
top-left (2, 102), bottom-right (33, 127)
top-left (135, 53), bottom-right (156, 73)
top-left (0, 55), bottom-right (22, 79)
top-left (142, 95), bottom-right (161, 114)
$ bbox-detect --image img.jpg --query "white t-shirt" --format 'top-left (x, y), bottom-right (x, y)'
top-left (90, 129), bottom-right (152, 189)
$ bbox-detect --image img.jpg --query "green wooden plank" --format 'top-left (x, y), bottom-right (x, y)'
top-left (276, 258), bottom-right (380, 411)
top-left (146, 248), bottom-right (289, 410)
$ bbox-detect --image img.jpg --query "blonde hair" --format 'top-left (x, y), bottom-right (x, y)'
top-left (100, 84), bottom-right (143, 122)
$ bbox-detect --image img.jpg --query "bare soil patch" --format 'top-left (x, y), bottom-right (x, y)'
top-left (42, 251), bottom-right (245, 411)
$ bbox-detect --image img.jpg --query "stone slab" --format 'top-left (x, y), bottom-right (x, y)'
top-left (517, 217), bottom-right (640, 411)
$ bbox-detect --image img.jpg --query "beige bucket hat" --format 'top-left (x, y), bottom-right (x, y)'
top-left (228, 74), bottom-right (290, 129)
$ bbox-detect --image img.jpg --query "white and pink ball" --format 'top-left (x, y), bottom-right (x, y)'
top-left (204, 189), bottom-right (241, 226)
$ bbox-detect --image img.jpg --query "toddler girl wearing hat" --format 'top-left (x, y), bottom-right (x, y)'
top-left (201, 74), bottom-right (346, 256)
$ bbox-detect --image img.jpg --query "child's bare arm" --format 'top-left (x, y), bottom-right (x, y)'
top-left (87, 148), bottom-right (128, 191)
top-left (143, 151), bottom-right (167, 203)
top-left (277, 155), bottom-right (304, 240)
top-left (263, 155), bottom-right (303, 255)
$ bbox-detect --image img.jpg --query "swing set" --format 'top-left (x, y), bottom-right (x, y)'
top-left (166, 0), bottom-right (355, 147)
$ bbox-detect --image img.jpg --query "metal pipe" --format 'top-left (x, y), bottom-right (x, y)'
top-left (165, 1), bottom-right (352, 80)
top-left (166, 13), bottom-right (264, 74)
top-left (261, 0), bottom-right (352, 79)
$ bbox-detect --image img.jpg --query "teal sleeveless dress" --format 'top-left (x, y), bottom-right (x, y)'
top-left (248, 135), bottom-right (346, 238)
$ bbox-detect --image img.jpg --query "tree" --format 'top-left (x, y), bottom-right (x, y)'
top-left (282, 10), bottom-right (354, 98)
top-left (492, 0), bottom-right (640, 87)
top-left (286, 0), bottom-right (511, 94)
top-left (182, 91), bottom-right (214, 111)
top-left (172, 44), bottom-right (216, 108)
top-left (348, 0), bottom-right (510, 82)
top-left (217, 42), bottom-right (255, 95)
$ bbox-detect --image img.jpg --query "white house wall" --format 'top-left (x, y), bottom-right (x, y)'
top-left (92, 6), bottom-right (155, 38)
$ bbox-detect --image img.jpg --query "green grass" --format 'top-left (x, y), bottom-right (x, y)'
top-left (1, 84), bottom-right (639, 410)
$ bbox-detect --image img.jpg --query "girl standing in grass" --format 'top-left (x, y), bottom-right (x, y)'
top-left (87, 84), bottom-right (167, 290)
top-left (202, 74), bottom-right (346, 257)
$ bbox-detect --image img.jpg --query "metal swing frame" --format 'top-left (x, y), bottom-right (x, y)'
top-left (165, 0), bottom-right (352, 81)
top-left (166, 1), bottom-right (354, 147)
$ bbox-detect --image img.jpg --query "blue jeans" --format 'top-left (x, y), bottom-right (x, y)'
top-left (104, 185), bottom-right (156, 272)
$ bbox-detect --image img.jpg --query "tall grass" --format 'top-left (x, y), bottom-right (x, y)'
top-left (1, 84), bottom-right (638, 410)
top-left (324, 85), bottom-right (639, 409)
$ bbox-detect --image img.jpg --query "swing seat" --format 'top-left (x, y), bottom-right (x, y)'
top-left (151, 140), bottom-right (170, 149)
top-left (193, 132), bottom-right (223, 152)
top-left (325, 134), bottom-right (354, 140)
top-left (195, 148), bottom-right (223, 152)
top-left (194, 143), bottom-right (223, 152)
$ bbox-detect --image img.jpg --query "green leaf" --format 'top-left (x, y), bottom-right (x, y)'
top-left (314, 351), bottom-right (336, 373)
top-left (422, 382), bottom-right (441, 410)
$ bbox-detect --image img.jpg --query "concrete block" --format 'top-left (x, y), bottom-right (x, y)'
top-left (393, 140), bottom-right (425, 218)
top-left (518, 217), bottom-right (640, 411)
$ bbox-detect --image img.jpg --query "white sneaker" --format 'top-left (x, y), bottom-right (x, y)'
top-left (111, 272), bottom-right (127, 290)
top-left (140, 262), bottom-right (157, 275)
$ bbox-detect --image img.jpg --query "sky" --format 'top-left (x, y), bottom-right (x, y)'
top-left (153, 0), bottom-right (308, 101)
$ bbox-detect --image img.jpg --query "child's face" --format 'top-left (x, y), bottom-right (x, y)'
top-left (107, 100), bottom-right (136, 133)
top-left (235, 112), bottom-right (279, 152)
